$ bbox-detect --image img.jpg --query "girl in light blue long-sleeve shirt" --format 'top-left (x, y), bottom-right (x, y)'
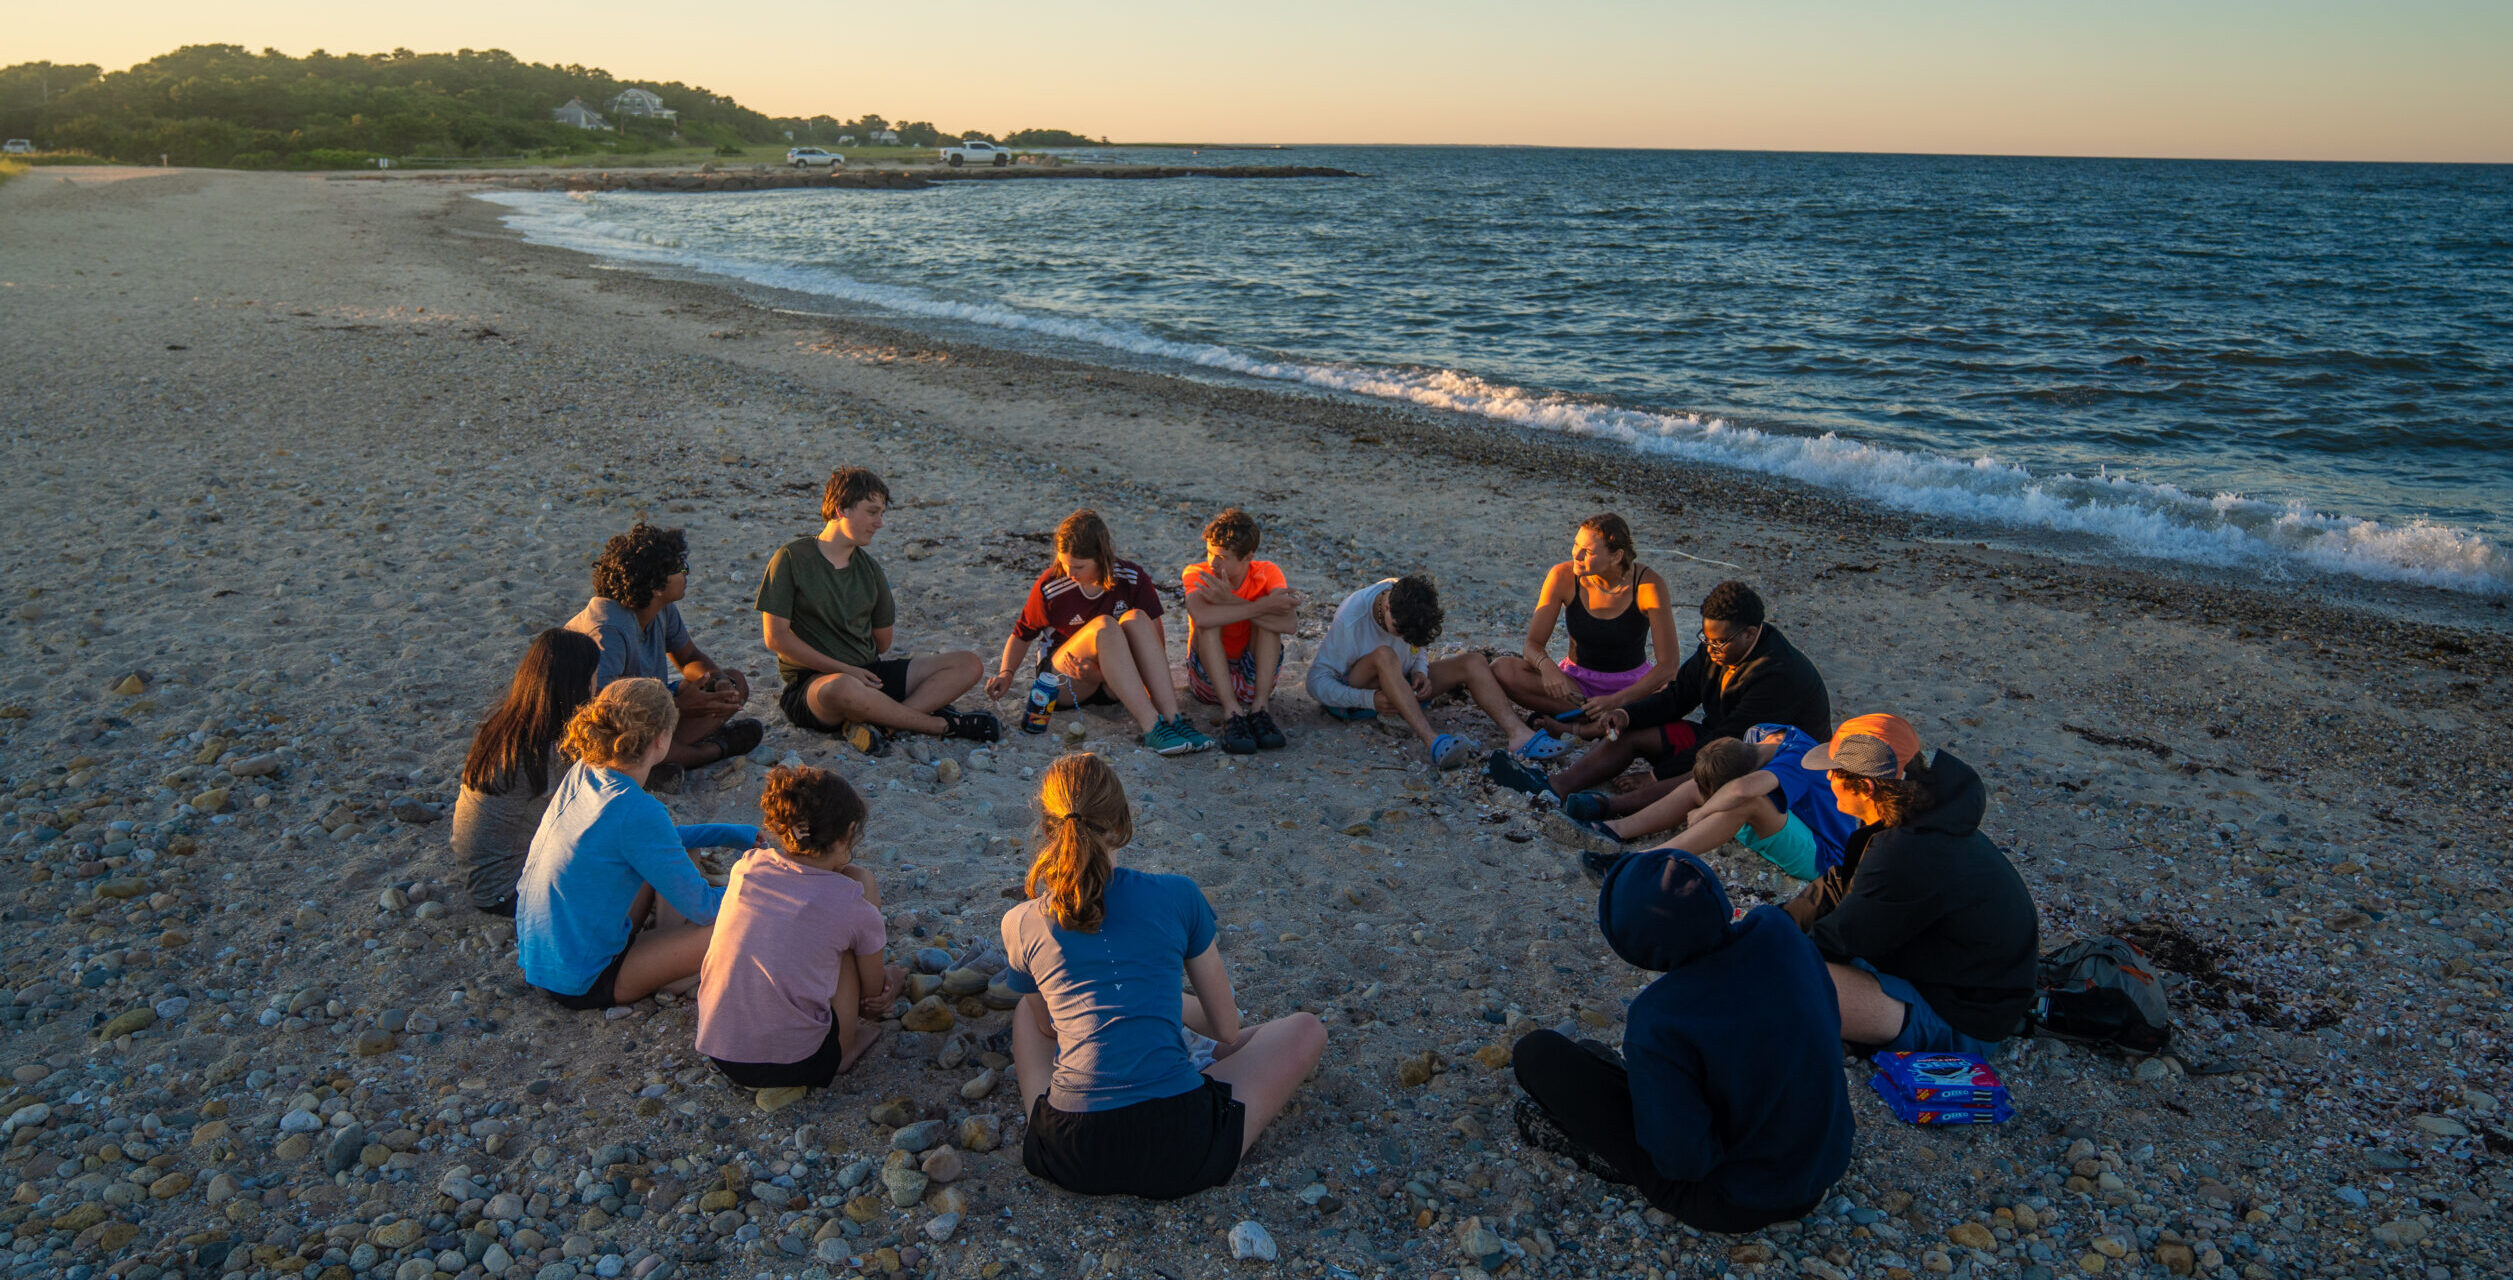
top-left (516, 678), bottom-right (756, 1008)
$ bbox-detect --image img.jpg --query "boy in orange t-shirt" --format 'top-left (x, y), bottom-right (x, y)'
top-left (1181, 508), bottom-right (1303, 755)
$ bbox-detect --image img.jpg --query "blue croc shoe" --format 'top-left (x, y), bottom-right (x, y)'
top-left (1515, 730), bottom-right (1574, 762)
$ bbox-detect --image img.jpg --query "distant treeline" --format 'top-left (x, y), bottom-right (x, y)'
top-left (0, 46), bottom-right (1103, 167)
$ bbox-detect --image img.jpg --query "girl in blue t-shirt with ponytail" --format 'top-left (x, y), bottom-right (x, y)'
top-left (999, 752), bottom-right (1326, 1199)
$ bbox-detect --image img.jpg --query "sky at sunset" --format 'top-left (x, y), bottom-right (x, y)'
top-left (14, 0), bottom-right (2511, 162)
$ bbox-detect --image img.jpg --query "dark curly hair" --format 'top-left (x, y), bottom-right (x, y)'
top-left (590, 524), bottom-right (689, 610)
top-left (1700, 580), bottom-right (1765, 628)
top-left (1385, 574), bottom-right (1443, 649)
top-left (760, 765), bottom-right (868, 857)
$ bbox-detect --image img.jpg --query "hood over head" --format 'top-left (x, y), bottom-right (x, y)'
top-left (1906, 749), bottom-right (1987, 838)
top-left (1598, 849), bottom-right (1734, 972)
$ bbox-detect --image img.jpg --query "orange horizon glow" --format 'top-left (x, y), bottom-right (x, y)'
top-left (9, 1), bottom-right (2512, 164)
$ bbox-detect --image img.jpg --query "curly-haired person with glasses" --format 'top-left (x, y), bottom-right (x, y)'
top-left (567, 523), bottom-right (763, 778)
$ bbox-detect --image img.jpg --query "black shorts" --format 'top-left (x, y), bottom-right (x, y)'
top-left (539, 926), bottom-right (637, 1011)
top-left (1023, 1075), bottom-right (1244, 1200)
top-left (779, 659), bottom-right (916, 733)
top-left (709, 1018), bottom-right (849, 1090)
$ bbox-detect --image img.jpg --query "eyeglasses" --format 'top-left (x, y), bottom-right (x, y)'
top-left (1699, 624), bottom-right (1759, 657)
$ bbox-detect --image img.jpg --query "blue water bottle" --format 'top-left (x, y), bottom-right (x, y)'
top-left (1021, 670), bottom-right (1065, 734)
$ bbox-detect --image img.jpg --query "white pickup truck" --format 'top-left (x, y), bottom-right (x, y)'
top-left (938, 140), bottom-right (1011, 167)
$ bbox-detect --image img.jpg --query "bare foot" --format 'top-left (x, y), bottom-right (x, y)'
top-left (657, 974), bottom-right (701, 998)
top-left (836, 1020), bottom-right (887, 1074)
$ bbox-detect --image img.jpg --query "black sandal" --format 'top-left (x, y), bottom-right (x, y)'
top-left (940, 707), bottom-right (1003, 743)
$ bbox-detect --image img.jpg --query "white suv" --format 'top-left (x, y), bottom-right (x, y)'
top-left (785, 147), bottom-right (844, 169)
top-left (1, 140), bottom-right (33, 155)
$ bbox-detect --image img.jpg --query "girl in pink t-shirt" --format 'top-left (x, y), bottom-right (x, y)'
top-left (695, 767), bottom-right (905, 1089)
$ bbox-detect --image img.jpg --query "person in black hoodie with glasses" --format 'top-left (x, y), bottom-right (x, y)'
top-left (1510, 848), bottom-right (1853, 1232)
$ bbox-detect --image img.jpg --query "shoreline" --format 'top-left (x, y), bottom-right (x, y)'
top-left (465, 179), bottom-right (2511, 625)
top-left (1, 167), bottom-right (2507, 1280)
top-left (451, 185), bottom-right (2512, 650)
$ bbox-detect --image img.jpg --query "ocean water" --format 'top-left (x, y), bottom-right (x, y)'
top-left (480, 148), bottom-right (2513, 596)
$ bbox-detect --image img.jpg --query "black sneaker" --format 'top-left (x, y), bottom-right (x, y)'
top-left (1220, 714), bottom-right (1259, 756)
top-left (1247, 707), bottom-right (1288, 750)
top-left (1485, 749), bottom-right (1552, 797)
top-left (940, 707), bottom-right (1003, 743)
top-left (1578, 847), bottom-right (1629, 886)
top-left (706, 718), bottom-right (764, 763)
top-left (1512, 1096), bottom-right (1632, 1186)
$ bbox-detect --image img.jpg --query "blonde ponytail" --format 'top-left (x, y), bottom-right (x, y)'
top-left (1027, 753), bottom-right (1132, 932)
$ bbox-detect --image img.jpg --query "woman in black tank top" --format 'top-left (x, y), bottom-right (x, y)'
top-left (1493, 514), bottom-right (1682, 732)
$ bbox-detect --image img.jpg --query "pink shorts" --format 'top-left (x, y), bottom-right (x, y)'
top-left (1560, 660), bottom-right (1651, 701)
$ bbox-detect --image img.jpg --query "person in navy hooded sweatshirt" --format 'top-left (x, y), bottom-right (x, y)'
top-left (1510, 848), bottom-right (1853, 1232)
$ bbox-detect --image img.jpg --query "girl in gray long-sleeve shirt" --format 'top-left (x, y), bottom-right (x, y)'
top-left (452, 630), bottom-right (601, 913)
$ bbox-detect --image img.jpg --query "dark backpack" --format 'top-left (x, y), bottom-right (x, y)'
top-left (2033, 937), bottom-right (2174, 1054)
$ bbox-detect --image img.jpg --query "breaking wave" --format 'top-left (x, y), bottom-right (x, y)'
top-left (480, 190), bottom-right (2508, 596)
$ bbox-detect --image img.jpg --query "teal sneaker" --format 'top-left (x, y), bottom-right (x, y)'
top-left (1168, 715), bottom-right (1217, 754)
top-left (1143, 718), bottom-right (1193, 756)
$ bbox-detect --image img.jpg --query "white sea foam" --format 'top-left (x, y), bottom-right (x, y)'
top-left (479, 191), bottom-right (2509, 597)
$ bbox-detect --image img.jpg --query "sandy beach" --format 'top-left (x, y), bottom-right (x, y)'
top-left (1, 166), bottom-right (2508, 1280)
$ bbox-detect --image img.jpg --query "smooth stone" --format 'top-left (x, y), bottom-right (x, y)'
top-left (1230, 1221), bottom-right (1279, 1262)
top-left (956, 1115), bottom-right (1001, 1153)
top-left (899, 996), bottom-right (954, 1033)
top-left (96, 1007), bottom-right (157, 1039)
top-left (923, 1212), bottom-right (960, 1242)
top-left (323, 1125), bottom-right (367, 1174)
top-left (880, 1166), bottom-right (929, 1208)
top-left (892, 1119), bottom-right (947, 1153)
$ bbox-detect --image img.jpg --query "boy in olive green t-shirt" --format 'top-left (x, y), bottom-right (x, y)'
top-left (757, 468), bottom-right (993, 751)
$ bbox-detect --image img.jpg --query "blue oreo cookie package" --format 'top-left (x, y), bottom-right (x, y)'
top-left (1869, 1051), bottom-right (2015, 1125)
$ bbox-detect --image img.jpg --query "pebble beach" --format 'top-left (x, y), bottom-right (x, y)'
top-left (1, 165), bottom-right (2509, 1280)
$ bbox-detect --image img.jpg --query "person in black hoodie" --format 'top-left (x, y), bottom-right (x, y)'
top-left (1490, 581), bottom-right (1831, 828)
top-left (1790, 714), bottom-right (2039, 1054)
top-left (1510, 848), bottom-right (1853, 1233)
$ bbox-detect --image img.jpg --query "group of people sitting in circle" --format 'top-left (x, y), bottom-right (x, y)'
top-left (442, 465), bottom-right (2039, 1226)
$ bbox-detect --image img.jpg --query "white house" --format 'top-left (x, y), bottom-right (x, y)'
top-left (869, 128), bottom-right (900, 145)
top-left (608, 88), bottom-right (678, 121)
top-left (551, 98), bottom-right (607, 130)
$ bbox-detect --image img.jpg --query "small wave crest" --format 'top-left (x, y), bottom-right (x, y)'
top-left (478, 191), bottom-right (2509, 597)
